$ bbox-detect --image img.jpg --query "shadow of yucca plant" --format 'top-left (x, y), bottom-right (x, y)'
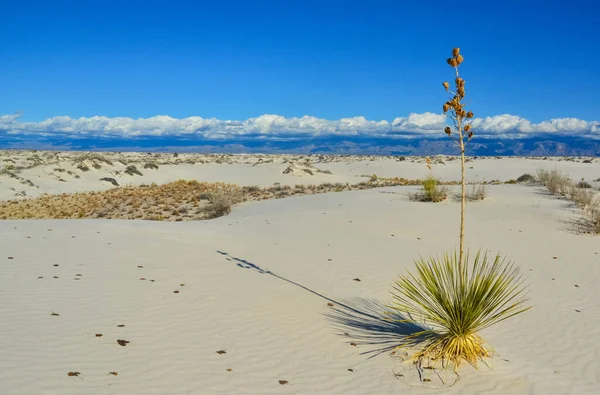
top-left (389, 48), bottom-right (531, 372)
top-left (391, 251), bottom-right (530, 369)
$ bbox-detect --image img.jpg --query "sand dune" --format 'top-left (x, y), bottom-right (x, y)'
top-left (1, 152), bottom-right (599, 394)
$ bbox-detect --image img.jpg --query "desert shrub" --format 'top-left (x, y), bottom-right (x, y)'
top-left (505, 179), bottom-right (517, 184)
top-left (466, 183), bottom-right (486, 201)
top-left (516, 173), bottom-right (536, 184)
top-left (411, 176), bottom-right (447, 202)
top-left (576, 180), bottom-right (592, 189)
top-left (124, 165), bottom-right (143, 176)
top-left (100, 177), bottom-right (119, 187)
top-left (318, 169), bottom-right (333, 175)
top-left (92, 162), bottom-right (102, 170)
top-left (243, 185), bottom-right (261, 193)
top-left (77, 164), bottom-right (90, 172)
top-left (202, 191), bottom-right (233, 219)
top-left (144, 162), bottom-right (159, 169)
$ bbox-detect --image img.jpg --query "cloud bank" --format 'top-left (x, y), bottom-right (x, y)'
top-left (0, 112), bottom-right (598, 141)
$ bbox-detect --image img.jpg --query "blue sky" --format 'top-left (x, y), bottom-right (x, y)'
top-left (0, 0), bottom-right (599, 152)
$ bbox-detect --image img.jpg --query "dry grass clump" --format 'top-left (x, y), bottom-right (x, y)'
top-left (537, 169), bottom-right (571, 194)
top-left (564, 185), bottom-right (595, 209)
top-left (466, 183), bottom-right (487, 201)
top-left (538, 168), bottom-right (600, 234)
top-left (583, 197), bottom-right (600, 233)
top-left (0, 180), bottom-right (244, 221)
top-left (410, 175), bottom-right (448, 202)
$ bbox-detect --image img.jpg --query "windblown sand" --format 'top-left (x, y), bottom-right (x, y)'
top-left (1, 152), bottom-right (599, 394)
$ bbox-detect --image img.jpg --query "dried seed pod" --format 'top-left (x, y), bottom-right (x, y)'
top-left (443, 103), bottom-right (450, 113)
top-left (443, 81), bottom-right (449, 91)
top-left (466, 111), bottom-right (474, 118)
top-left (457, 87), bottom-right (465, 97)
top-left (452, 48), bottom-right (460, 57)
top-left (468, 131), bottom-right (474, 139)
top-left (464, 124), bottom-right (472, 132)
top-left (455, 77), bottom-right (464, 87)
top-left (456, 54), bottom-right (464, 64)
top-left (444, 127), bottom-right (452, 135)
top-left (447, 58), bottom-right (458, 67)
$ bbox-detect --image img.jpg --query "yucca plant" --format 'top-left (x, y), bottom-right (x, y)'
top-left (389, 48), bottom-right (531, 371)
top-left (391, 251), bottom-right (530, 369)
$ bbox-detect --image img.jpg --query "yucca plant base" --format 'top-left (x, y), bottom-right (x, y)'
top-left (389, 251), bottom-right (530, 371)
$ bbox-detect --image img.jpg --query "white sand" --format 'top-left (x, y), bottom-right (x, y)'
top-left (1, 152), bottom-right (599, 394)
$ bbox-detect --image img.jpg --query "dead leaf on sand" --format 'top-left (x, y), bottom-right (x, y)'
top-left (50, 312), bottom-right (60, 316)
top-left (116, 340), bottom-right (130, 346)
top-left (67, 372), bottom-right (80, 377)
top-left (109, 372), bottom-right (118, 376)
top-left (279, 380), bottom-right (289, 385)
top-left (216, 350), bottom-right (227, 355)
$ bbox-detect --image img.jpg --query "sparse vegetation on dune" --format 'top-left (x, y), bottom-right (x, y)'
top-left (0, 175), bottom-right (462, 221)
top-left (0, 181), bottom-right (244, 221)
top-left (537, 168), bottom-right (600, 234)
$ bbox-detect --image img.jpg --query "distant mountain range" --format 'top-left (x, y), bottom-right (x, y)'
top-left (1, 132), bottom-right (598, 156)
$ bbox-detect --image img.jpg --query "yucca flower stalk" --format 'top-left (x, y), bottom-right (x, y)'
top-left (441, 47), bottom-right (474, 277)
top-left (389, 49), bottom-right (531, 371)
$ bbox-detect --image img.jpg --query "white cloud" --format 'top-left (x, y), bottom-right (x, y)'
top-left (0, 112), bottom-right (598, 140)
